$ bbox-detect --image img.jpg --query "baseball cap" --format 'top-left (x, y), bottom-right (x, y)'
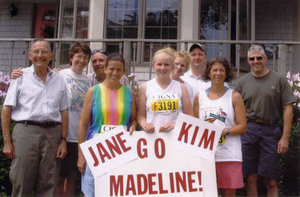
top-left (189, 43), bottom-right (206, 53)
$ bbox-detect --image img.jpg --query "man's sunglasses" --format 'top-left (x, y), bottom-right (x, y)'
top-left (91, 49), bottom-right (108, 56)
top-left (248, 56), bottom-right (263, 61)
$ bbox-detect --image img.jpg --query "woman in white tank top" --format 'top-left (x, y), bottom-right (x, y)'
top-left (137, 48), bottom-right (193, 133)
top-left (193, 57), bottom-right (247, 197)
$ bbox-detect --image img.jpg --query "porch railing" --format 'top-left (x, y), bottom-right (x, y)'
top-left (1, 38), bottom-right (299, 83)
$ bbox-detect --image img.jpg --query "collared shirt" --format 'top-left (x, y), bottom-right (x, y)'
top-left (181, 69), bottom-right (211, 96)
top-left (87, 73), bottom-right (129, 86)
top-left (4, 65), bottom-right (70, 122)
top-left (181, 69), bottom-right (229, 96)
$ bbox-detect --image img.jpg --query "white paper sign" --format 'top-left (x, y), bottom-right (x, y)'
top-left (171, 113), bottom-right (222, 161)
top-left (80, 127), bottom-right (138, 177)
top-left (95, 131), bottom-right (218, 197)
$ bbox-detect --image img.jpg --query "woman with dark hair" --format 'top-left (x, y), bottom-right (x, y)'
top-left (193, 57), bottom-right (247, 197)
top-left (77, 53), bottom-right (137, 197)
top-left (56, 41), bottom-right (92, 197)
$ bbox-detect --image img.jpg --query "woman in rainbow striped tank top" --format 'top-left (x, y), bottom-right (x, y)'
top-left (77, 53), bottom-right (137, 197)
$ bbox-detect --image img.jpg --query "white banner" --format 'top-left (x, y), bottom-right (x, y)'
top-left (79, 127), bottom-right (138, 177)
top-left (171, 113), bottom-right (222, 161)
top-left (95, 131), bottom-right (218, 197)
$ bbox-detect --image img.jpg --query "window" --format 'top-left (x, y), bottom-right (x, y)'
top-left (59, 0), bottom-right (90, 65)
top-left (144, 0), bottom-right (178, 61)
top-left (76, 0), bottom-right (89, 38)
top-left (106, 0), bottom-right (179, 62)
top-left (106, 0), bottom-right (139, 53)
top-left (201, 0), bottom-right (250, 70)
top-left (201, 0), bottom-right (229, 59)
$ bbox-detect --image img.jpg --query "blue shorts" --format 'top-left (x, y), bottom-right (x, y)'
top-left (81, 164), bottom-right (94, 197)
top-left (241, 122), bottom-right (282, 178)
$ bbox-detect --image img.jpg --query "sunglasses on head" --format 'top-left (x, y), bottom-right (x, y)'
top-left (92, 49), bottom-right (108, 56)
top-left (249, 56), bottom-right (263, 61)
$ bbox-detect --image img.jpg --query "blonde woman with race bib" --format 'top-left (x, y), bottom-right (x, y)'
top-left (137, 48), bottom-right (193, 133)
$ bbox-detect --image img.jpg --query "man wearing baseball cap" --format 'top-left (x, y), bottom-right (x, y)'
top-left (181, 43), bottom-right (211, 97)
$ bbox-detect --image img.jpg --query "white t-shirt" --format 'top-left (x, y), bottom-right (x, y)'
top-left (60, 68), bottom-right (92, 142)
top-left (145, 78), bottom-right (183, 132)
top-left (198, 88), bottom-right (242, 162)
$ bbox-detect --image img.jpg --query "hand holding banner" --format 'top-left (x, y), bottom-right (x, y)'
top-left (171, 113), bottom-right (222, 161)
top-left (96, 131), bottom-right (218, 197)
top-left (79, 126), bottom-right (138, 177)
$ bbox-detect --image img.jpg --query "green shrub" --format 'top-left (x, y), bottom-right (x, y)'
top-left (0, 105), bottom-right (13, 196)
top-left (278, 121), bottom-right (300, 196)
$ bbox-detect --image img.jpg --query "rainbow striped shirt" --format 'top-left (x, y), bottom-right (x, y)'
top-left (87, 83), bottom-right (132, 140)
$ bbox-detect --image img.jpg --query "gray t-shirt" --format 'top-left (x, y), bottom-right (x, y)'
top-left (235, 70), bottom-right (296, 122)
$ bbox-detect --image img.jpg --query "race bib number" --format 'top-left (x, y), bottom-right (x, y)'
top-left (218, 135), bottom-right (226, 144)
top-left (94, 125), bottom-right (127, 138)
top-left (151, 98), bottom-right (178, 114)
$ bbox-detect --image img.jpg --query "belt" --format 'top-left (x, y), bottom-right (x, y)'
top-left (247, 118), bottom-right (279, 126)
top-left (16, 121), bottom-right (61, 127)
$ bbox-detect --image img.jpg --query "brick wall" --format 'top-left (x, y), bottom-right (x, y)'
top-left (0, 3), bottom-right (33, 75)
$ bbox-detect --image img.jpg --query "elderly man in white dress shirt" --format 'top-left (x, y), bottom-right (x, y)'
top-left (1, 38), bottom-right (70, 197)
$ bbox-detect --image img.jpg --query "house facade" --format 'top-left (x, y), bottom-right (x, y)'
top-left (0, 0), bottom-right (299, 82)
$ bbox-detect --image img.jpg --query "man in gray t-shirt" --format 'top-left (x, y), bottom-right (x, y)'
top-left (235, 45), bottom-right (295, 197)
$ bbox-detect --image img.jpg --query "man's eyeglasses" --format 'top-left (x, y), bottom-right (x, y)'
top-left (91, 49), bottom-right (108, 56)
top-left (249, 56), bottom-right (263, 61)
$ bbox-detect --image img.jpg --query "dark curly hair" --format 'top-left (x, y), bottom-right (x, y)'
top-left (105, 53), bottom-right (126, 71)
top-left (68, 42), bottom-right (91, 65)
top-left (202, 57), bottom-right (235, 83)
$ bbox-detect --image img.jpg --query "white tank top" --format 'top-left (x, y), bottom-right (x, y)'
top-left (198, 88), bottom-right (242, 162)
top-left (146, 78), bottom-right (183, 132)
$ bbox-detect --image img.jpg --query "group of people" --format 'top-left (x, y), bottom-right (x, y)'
top-left (2, 38), bottom-right (295, 197)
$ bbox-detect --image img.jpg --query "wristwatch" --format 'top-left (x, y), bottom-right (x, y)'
top-left (61, 137), bottom-right (67, 141)
top-left (225, 128), bottom-right (230, 135)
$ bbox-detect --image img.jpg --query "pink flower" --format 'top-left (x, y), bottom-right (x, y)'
top-left (293, 73), bottom-right (300, 82)
top-left (2, 75), bottom-right (10, 84)
top-left (128, 73), bottom-right (137, 78)
top-left (286, 71), bottom-right (291, 80)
